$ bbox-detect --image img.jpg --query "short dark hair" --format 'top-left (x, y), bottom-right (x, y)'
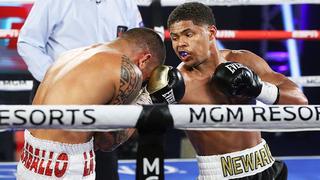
top-left (121, 27), bottom-right (166, 65)
top-left (167, 2), bottom-right (216, 28)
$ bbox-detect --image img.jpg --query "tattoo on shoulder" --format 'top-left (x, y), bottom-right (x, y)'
top-left (113, 55), bottom-right (142, 104)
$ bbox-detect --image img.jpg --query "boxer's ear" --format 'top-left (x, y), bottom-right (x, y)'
top-left (208, 25), bottom-right (217, 40)
top-left (138, 53), bottom-right (151, 70)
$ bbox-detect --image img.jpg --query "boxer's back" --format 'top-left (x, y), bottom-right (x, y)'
top-left (179, 49), bottom-right (261, 156)
top-left (30, 43), bottom-right (122, 143)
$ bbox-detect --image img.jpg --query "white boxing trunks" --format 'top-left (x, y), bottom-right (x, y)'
top-left (17, 130), bottom-right (95, 180)
top-left (197, 139), bottom-right (275, 180)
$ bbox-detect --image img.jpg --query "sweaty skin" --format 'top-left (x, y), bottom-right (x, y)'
top-left (170, 20), bottom-right (308, 156)
top-left (179, 50), bottom-right (262, 155)
top-left (30, 42), bottom-right (142, 150)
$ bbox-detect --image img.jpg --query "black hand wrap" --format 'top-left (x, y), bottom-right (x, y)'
top-left (147, 65), bottom-right (185, 104)
top-left (212, 62), bottom-right (263, 99)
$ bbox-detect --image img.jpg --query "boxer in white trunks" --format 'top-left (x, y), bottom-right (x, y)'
top-left (167, 2), bottom-right (308, 180)
top-left (17, 27), bottom-right (166, 180)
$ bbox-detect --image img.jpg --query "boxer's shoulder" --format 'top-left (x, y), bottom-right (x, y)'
top-left (220, 49), bottom-right (253, 60)
top-left (220, 49), bottom-right (264, 70)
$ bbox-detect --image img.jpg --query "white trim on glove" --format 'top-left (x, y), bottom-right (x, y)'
top-left (256, 82), bottom-right (279, 104)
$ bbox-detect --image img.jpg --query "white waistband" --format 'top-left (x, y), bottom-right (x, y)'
top-left (24, 130), bottom-right (93, 155)
top-left (196, 139), bottom-right (275, 180)
top-left (18, 130), bottom-right (96, 179)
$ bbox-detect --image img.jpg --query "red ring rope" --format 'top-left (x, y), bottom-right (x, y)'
top-left (1, 29), bottom-right (320, 40)
top-left (164, 30), bottom-right (320, 40)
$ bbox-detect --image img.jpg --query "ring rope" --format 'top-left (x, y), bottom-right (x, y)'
top-left (0, 105), bottom-right (142, 131)
top-left (0, 0), bottom-right (319, 6)
top-left (165, 30), bottom-right (320, 40)
top-left (288, 76), bottom-right (320, 87)
top-left (1, 76), bottom-right (320, 91)
top-left (1, 29), bottom-right (320, 40)
top-left (0, 105), bottom-right (320, 132)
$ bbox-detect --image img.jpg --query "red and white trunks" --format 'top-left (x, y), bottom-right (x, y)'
top-left (17, 130), bottom-right (95, 180)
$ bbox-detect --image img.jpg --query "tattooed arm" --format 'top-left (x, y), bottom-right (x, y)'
top-left (94, 129), bottom-right (136, 152)
top-left (95, 55), bottom-right (142, 151)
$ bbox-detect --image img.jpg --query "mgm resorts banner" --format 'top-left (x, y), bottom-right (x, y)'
top-left (1, 104), bottom-right (320, 132)
top-left (0, 105), bottom-right (143, 131)
top-left (169, 105), bottom-right (320, 132)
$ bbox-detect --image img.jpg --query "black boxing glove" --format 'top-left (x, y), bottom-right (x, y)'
top-left (212, 62), bottom-right (279, 104)
top-left (147, 65), bottom-right (185, 104)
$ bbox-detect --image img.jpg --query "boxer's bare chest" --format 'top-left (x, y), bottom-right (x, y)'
top-left (180, 69), bottom-right (230, 105)
top-left (179, 68), bottom-right (260, 155)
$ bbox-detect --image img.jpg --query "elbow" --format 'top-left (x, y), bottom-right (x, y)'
top-left (16, 40), bottom-right (25, 56)
top-left (292, 90), bottom-right (308, 105)
top-left (94, 137), bottom-right (120, 152)
top-left (16, 37), bottom-right (31, 56)
top-left (94, 130), bottom-right (132, 152)
top-left (296, 88), bottom-right (309, 105)
top-left (16, 42), bottom-right (21, 53)
top-left (279, 87), bottom-right (308, 105)
top-left (98, 143), bottom-right (120, 152)
top-left (297, 96), bottom-right (309, 105)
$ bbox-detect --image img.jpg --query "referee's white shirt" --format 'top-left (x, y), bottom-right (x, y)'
top-left (17, 0), bottom-right (143, 81)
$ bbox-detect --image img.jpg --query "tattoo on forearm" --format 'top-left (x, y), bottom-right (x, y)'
top-left (113, 55), bottom-right (142, 104)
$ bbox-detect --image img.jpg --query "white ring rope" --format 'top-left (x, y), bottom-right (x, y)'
top-left (1, 76), bottom-right (319, 91)
top-left (0, 0), bottom-right (319, 6)
top-left (0, 105), bottom-right (142, 131)
top-left (288, 76), bottom-right (320, 87)
top-left (0, 105), bottom-right (320, 132)
top-left (170, 105), bottom-right (320, 132)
